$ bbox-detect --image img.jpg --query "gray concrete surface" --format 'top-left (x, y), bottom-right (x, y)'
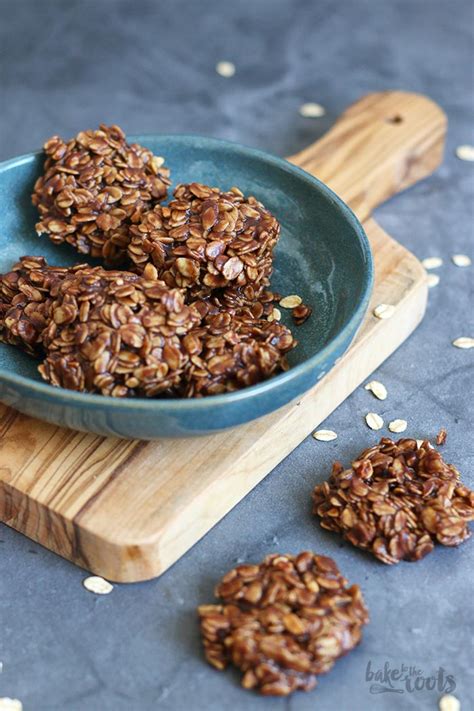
top-left (0, 1), bottom-right (473, 709)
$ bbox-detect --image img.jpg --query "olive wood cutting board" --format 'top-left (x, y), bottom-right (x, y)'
top-left (0, 92), bottom-right (446, 582)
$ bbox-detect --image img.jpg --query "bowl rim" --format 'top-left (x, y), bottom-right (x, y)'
top-left (0, 133), bottom-right (373, 412)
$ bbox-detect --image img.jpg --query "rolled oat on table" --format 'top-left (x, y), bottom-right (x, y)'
top-left (312, 437), bottom-right (474, 564)
top-left (198, 551), bottom-right (369, 696)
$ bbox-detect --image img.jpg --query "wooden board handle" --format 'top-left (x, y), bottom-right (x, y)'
top-left (288, 91), bottom-right (447, 221)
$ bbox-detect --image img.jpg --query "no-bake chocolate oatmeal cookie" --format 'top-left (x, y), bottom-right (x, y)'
top-left (32, 124), bottom-right (170, 264)
top-left (0, 256), bottom-right (86, 354)
top-left (178, 307), bottom-right (295, 397)
top-left (199, 551), bottom-right (369, 696)
top-left (127, 182), bottom-right (280, 300)
top-left (39, 268), bottom-right (201, 397)
top-left (312, 437), bottom-right (474, 564)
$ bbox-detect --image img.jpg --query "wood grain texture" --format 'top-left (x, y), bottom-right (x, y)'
top-left (290, 91), bottom-right (447, 221)
top-left (0, 91), bottom-right (445, 582)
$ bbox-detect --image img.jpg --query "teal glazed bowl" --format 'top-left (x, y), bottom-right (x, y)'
top-left (0, 136), bottom-right (373, 438)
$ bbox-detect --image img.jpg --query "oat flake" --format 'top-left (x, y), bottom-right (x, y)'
top-left (422, 257), bottom-right (443, 270)
top-left (312, 429), bottom-right (338, 441)
top-left (268, 307), bottom-right (281, 322)
top-left (373, 304), bottom-right (395, 319)
top-left (0, 700), bottom-right (23, 711)
top-left (456, 144), bottom-right (474, 161)
top-left (427, 273), bottom-right (440, 288)
top-left (452, 337), bottom-right (474, 349)
top-left (417, 439), bottom-right (433, 449)
top-left (216, 61), bottom-right (236, 77)
top-left (152, 156), bottom-right (165, 169)
top-left (388, 419), bottom-right (408, 433)
top-left (279, 295), bottom-right (302, 309)
top-left (365, 413), bottom-right (384, 430)
top-left (83, 576), bottom-right (114, 595)
top-left (439, 694), bottom-right (461, 711)
top-left (299, 102), bottom-right (326, 118)
top-left (364, 380), bottom-right (388, 400)
top-left (452, 254), bottom-right (471, 267)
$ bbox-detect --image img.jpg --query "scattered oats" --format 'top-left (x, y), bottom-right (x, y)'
top-left (388, 419), bottom-right (408, 434)
top-left (216, 61), bottom-right (236, 78)
top-left (452, 254), bottom-right (471, 267)
top-left (439, 694), bottom-right (461, 711)
top-left (373, 303), bottom-right (395, 319)
top-left (312, 429), bottom-right (338, 441)
top-left (279, 295), bottom-right (302, 309)
top-left (0, 700), bottom-right (23, 711)
top-left (83, 575), bottom-right (114, 595)
top-left (422, 257), bottom-right (443, 270)
top-left (456, 144), bottom-right (474, 161)
top-left (364, 380), bottom-right (388, 400)
top-left (299, 102), bottom-right (326, 118)
top-left (365, 412), bottom-right (384, 430)
top-left (267, 307), bottom-right (281, 322)
top-left (427, 273), bottom-right (440, 288)
top-left (452, 337), bottom-right (474, 349)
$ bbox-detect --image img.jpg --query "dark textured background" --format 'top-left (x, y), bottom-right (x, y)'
top-left (0, 1), bottom-right (473, 709)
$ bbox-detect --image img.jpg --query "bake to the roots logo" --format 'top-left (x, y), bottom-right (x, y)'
top-left (365, 661), bottom-right (456, 695)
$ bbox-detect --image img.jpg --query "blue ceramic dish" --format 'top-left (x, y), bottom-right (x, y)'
top-left (0, 136), bottom-right (372, 438)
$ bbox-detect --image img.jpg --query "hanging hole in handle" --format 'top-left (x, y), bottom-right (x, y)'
top-left (386, 115), bottom-right (403, 124)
